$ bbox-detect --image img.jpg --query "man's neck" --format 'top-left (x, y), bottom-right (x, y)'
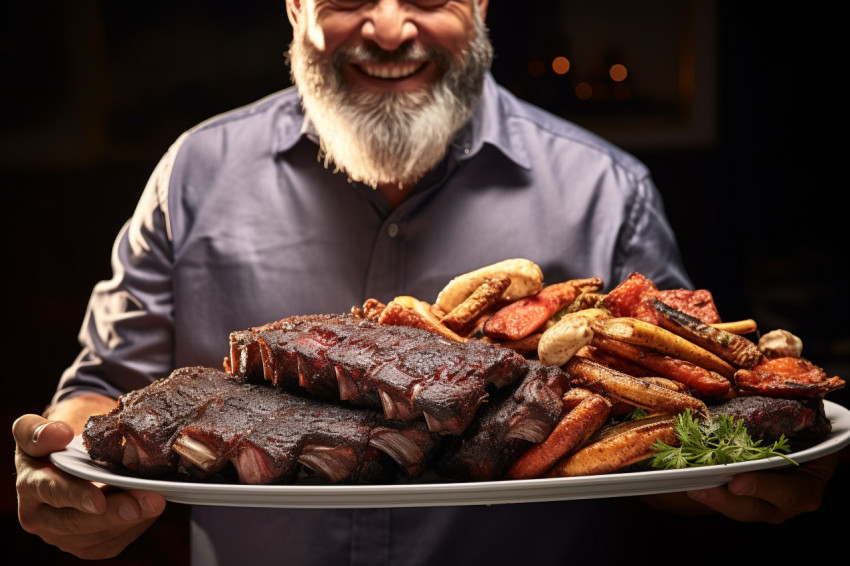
top-left (378, 182), bottom-right (415, 209)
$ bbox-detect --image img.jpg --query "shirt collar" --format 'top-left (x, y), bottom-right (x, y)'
top-left (273, 72), bottom-right (531, 171)
top-left (452, 72), bottom-right (531, 170)
top-left (272, 90), bottom-right (311, 155)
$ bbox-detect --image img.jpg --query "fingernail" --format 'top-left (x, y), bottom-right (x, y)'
top-left (81, 496), bottom-right (98, 514)
top-left (730, 481), bottom-right (755, 496)
top-left (118, 503), bottom-right (139, 521)
top-left (32, 422), bottom-right (51, 443)
top-left (138, 495), bottom-right (157, 514)
top-left (688, 489), bottom-right (708, 502)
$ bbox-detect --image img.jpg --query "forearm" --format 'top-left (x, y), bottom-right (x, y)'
top-left (43, 393), bottom-right (118, 435)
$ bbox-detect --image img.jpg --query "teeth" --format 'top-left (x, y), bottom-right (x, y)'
top-left (359, 61), bottom-right (423, 79)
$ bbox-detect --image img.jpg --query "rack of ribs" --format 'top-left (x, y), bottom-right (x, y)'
top-left (83, 366), bottom-right (440, 484)
top-left (709, 395), bottom-right (832, 442)
top-left (227, 315), bottom-right (530, 435)
top-left (226, 314), bottom-right (361, 381)
top-left (435, 361), bottom-right (569, 481)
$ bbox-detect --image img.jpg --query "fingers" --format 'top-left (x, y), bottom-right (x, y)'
top-left (13, 407), bottom-right (168, 559)
top-left (687, 485), bottom-right (780, 523)
top-left (729, 453), bottom-right (838, 512)
top-left (13, 414), bottom-right (75, 457)
top-left (14, 414), bottom-right (106, 517)
top-left (17, 445), bottom-right (167, 560)
top-left (16, 446), bottom-right (108, 520)
top-left (687, 454), bottom-right (838, 523)
top-left (121, 490), bottom-right (169, 521)
top-left (31, 490), bottom-right (167, 560)
top-left (15, 412), bottom-right (163, 548)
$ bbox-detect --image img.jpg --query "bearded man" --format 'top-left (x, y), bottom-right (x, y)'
top-left (288, 0), bottom-right (494, 192)
top-left (13, 1), bottom-right (837, 564)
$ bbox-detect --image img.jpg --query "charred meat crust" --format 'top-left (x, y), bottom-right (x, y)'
top-left (434, 361), bottom-right (569, 481)
top-left (229, 318), bottom-right (529, 435)
top-left (84, 367), bottom-right (440, 484)
top-left (709, 395), bottom-right (832, 442)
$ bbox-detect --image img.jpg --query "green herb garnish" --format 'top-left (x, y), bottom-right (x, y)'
top-left (648, 410), bottom-right (797, 469)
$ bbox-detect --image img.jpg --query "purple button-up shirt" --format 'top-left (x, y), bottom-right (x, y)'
top-left (55, 73), bottom-right (690, 565)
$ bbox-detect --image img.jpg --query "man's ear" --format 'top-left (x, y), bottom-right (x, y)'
top-left (478, 0), bottom-right (489, 20)
top-left (286, 0), bottom-right (302, 28)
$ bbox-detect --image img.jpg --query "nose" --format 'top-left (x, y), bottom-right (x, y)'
top-left (361, 0), bottom-right (418, 51)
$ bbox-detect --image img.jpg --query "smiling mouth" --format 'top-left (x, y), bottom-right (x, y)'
top-left (356, 60), bottom-right (429, 80)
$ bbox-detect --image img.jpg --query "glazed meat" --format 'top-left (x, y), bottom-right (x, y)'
top-left (228, 317), bottom-right (529, 435)
top-left (83, 367), bottom-right (440, 484)
top-left (84, 366), bottom-right (242, 476)
top-left (709, 395), bottom-right (832, 442)
top-left (226, 313), bottom-right (359, 379)
top-left (434, 361), bottom-right (569, 481)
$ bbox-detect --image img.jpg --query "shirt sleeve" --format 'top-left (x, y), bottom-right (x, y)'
top-left (612, 174), bottom-right (693, 291)
top-left (52, 149), bottom-right (178, 405)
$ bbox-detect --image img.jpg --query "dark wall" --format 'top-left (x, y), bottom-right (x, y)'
top-left (3, 2), bottom-right (847, 564)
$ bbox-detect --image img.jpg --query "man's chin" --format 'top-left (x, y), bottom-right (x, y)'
top-left (310, 88), bottom-right (459, 188)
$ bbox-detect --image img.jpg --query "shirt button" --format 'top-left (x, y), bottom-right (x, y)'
top-left (386, 223), bottom-right (399, 238)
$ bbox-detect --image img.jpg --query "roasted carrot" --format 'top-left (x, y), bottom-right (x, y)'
top-left (507, 393), bottom-right (611, 479)
top-left (591, 334), bottom-right (732, 398)
top-left (483, 277), bottom-right (603, 341)
top-left (595, 317), bottom-right (737, 378)
top-left (711, 319), bottom-right (758, 335)
top-left (566, 357), bottom-right (708, 417)
top-left (575, 345), bottom-right (654, 377)
top-left (441, 275), bottom-right (511, 334)
top-left (548, 416), bottom-right (677, 477)
top-left (648, 297), bottom-right (762, 369)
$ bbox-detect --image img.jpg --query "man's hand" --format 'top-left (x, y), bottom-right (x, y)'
top-left (685, 452), bottom-right (838, 523)
top-left (645, 452), bottom-right (839, 523)
top-left (13, 398), bottom-right (167, 560)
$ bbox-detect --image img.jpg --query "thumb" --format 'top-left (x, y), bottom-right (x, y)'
top-left (12, 414), bottom-right (75, 457)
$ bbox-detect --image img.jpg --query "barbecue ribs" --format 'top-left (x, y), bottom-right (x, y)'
top-left (435, 361), bottom-right (569, 481)
top-left (83, 367), bottom-right (440, 484)
top-left (227, 316), bottom-right (529, 435)
top-left (709, 395), bottom-right (832, 442)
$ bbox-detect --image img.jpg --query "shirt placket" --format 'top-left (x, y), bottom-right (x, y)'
top-left (360, 148), bottom-right (470, 302)
top-left (362, 212), bottom-right (407, 301)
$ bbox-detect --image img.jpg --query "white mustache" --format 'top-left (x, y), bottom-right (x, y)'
top-left (335, 43), bottom-right (432, 65)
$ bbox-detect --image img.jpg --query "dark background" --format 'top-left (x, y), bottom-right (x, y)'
top-left (3, 1), bottom-right (847, 564)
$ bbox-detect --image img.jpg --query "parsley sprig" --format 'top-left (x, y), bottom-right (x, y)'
top-left (648, 410), bottom-right (797, 469)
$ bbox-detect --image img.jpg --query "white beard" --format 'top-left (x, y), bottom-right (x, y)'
top-left (287, 12), bottom-right (494, 188)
